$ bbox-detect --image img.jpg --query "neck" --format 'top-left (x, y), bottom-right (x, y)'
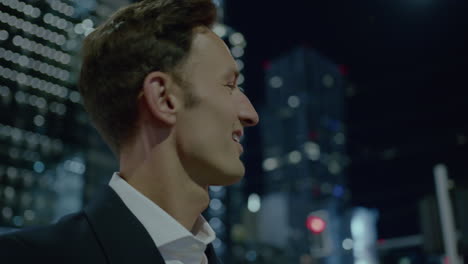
top-left (119, 140), bottom-right (210, 231)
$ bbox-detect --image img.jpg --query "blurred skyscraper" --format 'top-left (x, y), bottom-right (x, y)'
top-left (0, 0), bottom-right (126, 230)
top-left (257, 46), bottom-right (351, 263)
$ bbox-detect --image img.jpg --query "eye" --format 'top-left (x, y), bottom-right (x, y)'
top-left (225, 84), bottom-right (236, 90)
top-left (225, 84), bottom-right (237, 93)
top-left (224, 83), bottom-right (245, 94)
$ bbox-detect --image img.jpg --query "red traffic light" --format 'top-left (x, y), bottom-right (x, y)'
top-left (306, 215), bottom-right (326, 234)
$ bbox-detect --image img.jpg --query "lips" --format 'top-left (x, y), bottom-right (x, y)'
top-left (232, 133), bottom-right (241, 143)
top-left (232, 129), bottom-right (243, 143)
top-left (232, 129), bottom-right (244, 153)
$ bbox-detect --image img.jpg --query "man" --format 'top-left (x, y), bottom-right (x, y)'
top-left (0, 0), bottom-right (259, 263)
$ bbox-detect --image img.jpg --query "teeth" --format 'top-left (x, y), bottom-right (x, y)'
top-left (233, 134), bottom-right (240, 143)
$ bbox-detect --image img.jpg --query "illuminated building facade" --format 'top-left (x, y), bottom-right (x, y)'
top-left (258, 46), bottom-right (351, 263)
top-left (0, 0), bottom-right (127, 231)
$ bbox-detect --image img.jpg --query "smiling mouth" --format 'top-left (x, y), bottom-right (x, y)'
top-left (232, 129), bottom-right (243, 142)
top-left (232, 133), bottom-right (241, 143)
top-left (232, 133), bottom-right (244, 153)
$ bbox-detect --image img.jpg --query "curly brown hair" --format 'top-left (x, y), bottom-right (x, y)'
top-left (79, 0), bottom-right (217, 155)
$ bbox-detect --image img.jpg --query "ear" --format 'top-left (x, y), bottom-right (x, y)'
top-left (141, 71), bottom-right (180, 126)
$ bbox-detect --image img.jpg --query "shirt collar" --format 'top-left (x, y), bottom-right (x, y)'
top-left (108, 172), bottom-right (216, 248)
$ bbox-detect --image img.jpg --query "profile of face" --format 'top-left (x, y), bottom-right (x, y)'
top-left (175, 28), bottom-right (259, 187)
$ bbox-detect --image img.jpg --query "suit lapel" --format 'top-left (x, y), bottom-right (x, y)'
top-left (84, 185), bottom-right (166, 264)
top-left (205, 244), bottom-right (221, 264)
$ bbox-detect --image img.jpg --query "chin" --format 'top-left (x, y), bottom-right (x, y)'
top-left (222, 173), bottom-right (244, 186)
top-left (206, 163), bottom-right (245, 186)
top-left (219, 165), bottom-right (245, 186)
top-left (192, 157), bottom-right (246, 186)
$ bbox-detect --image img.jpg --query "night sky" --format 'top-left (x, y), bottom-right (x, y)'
top-left (226, 0), bottom-right (468, 239)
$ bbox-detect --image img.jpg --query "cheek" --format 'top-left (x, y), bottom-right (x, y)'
top-left (179, 95), bottom-right (237, 143)
top-left (203, 93), bottom-right (236, 123)
top-left (179, 112), bottom-right (223, 146)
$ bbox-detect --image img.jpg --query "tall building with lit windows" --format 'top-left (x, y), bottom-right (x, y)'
top-left (0, 0), bottom-right (130, 232)
top-left (257, 46), bottom-right (351, 264)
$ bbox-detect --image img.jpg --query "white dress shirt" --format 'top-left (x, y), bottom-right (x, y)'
top-left (109, 172), bottom-right (216, 264)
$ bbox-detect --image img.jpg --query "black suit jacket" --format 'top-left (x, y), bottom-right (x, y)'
top-left (0, 186), bottom-right (220, 264)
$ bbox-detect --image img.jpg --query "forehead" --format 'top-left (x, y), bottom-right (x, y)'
top-left (182, 28), bottom-right (237, 79)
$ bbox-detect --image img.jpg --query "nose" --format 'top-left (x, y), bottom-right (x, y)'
top-left (238, 93), bottom-right (259, 127)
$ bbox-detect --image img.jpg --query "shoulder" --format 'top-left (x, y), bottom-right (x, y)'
top-left (0, 210), bottom-right (106, 263)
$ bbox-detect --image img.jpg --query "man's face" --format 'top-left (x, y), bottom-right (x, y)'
top-left (174, 28), bottom-right (259, 187)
